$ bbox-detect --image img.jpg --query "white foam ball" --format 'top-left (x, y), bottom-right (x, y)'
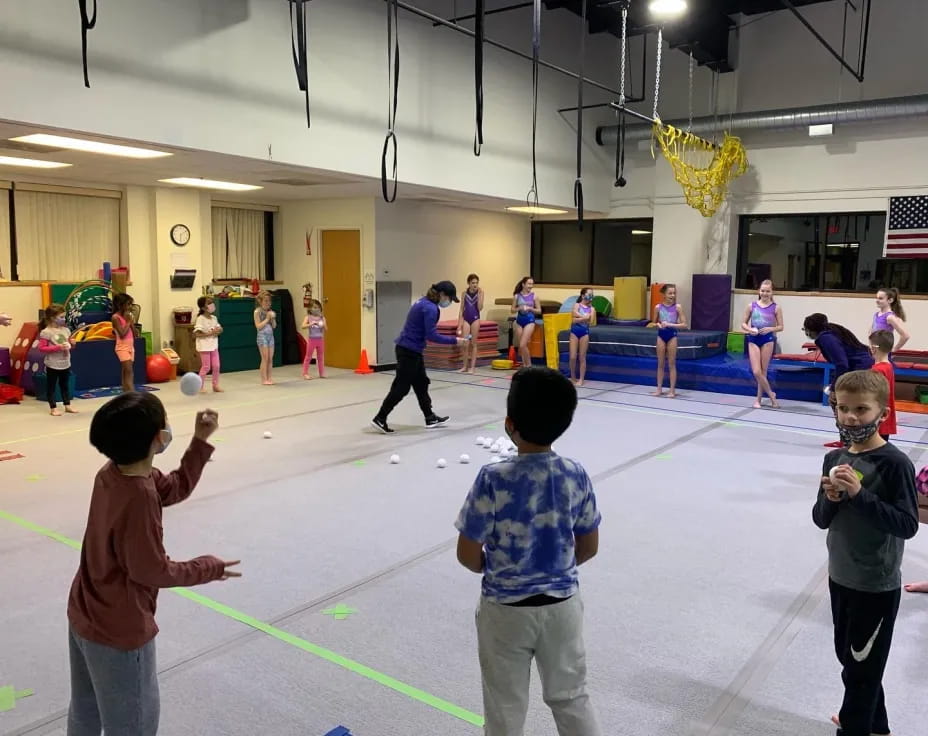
top-left (829, 466), bottom-right (840, 483)
top-left (437, 458), bottom-right (447, 468)
top-left (180, 372), bottom-right (203, 397)
top-left (490, 443), bottom-right (501, 454)
top-left (475, 436), bottom-right (485, 445)
top-left (263, 431), bottom-right (273, 439)
top-left (460, 454), bottom-right (470, 464)
top-left (497, 436), bottom-right (507, 446)
top-left (483, 439), bottom-right (493, 449)
top-left (390, 454), bottom-right (400, 464)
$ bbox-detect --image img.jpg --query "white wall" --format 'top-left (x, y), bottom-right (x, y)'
top-left (374, 200), bottom-right (530, 332)
top-left (278, 197), bottom-right (377, 359)
top-left (0, 0), bottom-right (615, 211)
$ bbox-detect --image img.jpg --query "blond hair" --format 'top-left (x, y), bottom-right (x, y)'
top-left (835, 370), bottom-right (889, 409)
top-left (255, 290), bottom-right (272, 303)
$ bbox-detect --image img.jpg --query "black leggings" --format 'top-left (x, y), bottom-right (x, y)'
top-left (46, 367), bottom-right (72, 409)
top-left (376, 345), bottom-right (433, 421)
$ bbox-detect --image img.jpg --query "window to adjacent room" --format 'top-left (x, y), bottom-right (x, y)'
top-left (732, 212), bottom-right (922, 293)
top-left (530, 219), bottom-right (653, 285)
top-left (211, 206), bottom-right (275, 280)
top-left (5, 187), bottom-right (121, 281)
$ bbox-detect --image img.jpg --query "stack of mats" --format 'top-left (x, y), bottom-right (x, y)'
top-left (613, 276), bottom-right (647, 319)
top-left (423, 320), bottom-right (499, 370)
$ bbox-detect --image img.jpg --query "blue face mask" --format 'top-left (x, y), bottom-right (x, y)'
top-left (156, 426), bottom-right (172, 454)
top-left (55, 316), bottom-right (66, 326)
top-left (439, 299), bottom-right (451, 309)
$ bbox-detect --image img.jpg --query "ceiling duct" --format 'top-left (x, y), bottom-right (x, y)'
top-left (596, 94), bottom-right (928, 147)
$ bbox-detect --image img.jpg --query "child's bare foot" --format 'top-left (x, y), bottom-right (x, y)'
top-left (212, 386), bottom-right (224, 393)
top-left (50, 408), bottom-right (62, 416)
top-left (303, 374), bottom-right (311, 380)
top-left (652, 389), bottom-right (664, 397)
top-left (466, 368), bottom-right (476, 375)
top-left (905, 581), bottom-right (928, 593)
top-left (200, 387), bottom-right (208, 394)
top-left (65, 406), bottom-right (79, 414)
top-left (752, 399), bottom-right (762, 409)
top-left (831, 715), bottom-right (840, 728)
top-left (263, 380), bottom-right (275, 385)
top-left (668, 391), bottom-right (677, 399)
top-left (578, 380), bottom-right (585, 387)
top-left (456, 367), bottom-right (468, 373)
top-left (769, 394), bottom-right (780, 409)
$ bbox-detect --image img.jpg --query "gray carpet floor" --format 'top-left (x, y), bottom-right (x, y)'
top-left (2, 366), bottom-right (927, 735)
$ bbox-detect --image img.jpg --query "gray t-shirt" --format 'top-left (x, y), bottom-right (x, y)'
top-left (813, 444), bottom-right (919, 592)
top-left (39, 326), bottom-right (72, 371)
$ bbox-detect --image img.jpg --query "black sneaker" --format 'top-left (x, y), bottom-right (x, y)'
top-left (425, 414), bottom-right (449, 428)
top-left (371, 416), bottom-right (394, 434)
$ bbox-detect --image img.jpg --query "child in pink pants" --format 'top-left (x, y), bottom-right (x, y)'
top-left (302, 300), bottom-right (326, 379)
top-left (194, 296), bottom-right (223, 392)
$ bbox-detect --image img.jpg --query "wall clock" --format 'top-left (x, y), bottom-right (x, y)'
top-left (171, 224), bottom-right (191, 246)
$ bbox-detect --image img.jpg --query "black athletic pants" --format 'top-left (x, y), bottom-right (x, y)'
top-left (829, 578), bottom-right (900, 736)
top-left (376, 345), bottom-right (433, 421)
top-left (46, 367), bottom-right (72, 409)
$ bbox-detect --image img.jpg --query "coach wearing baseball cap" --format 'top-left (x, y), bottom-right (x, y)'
top-left (371, 281), bottom-right (467, 434)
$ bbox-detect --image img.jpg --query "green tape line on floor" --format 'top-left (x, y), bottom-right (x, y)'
top-left (0, 509), bottom-right (484, 728)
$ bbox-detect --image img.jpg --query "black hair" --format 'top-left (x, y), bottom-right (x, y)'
top-left (803, 313), bottom-right (868, 350)
top-left (113, 292), bottom-right (134, 315)
top-left (90, 391), bottom-right (167, 465)
top-left (507, 367), bottom-right (577, 446)
top-left (196, 295), bottom-right (213, 316)
top-left (513, 276), bottom-right (532, 295)
top-left (579, 287), bottom-right (592, 300)
top-left (40, 303), bottom-right (65, 330)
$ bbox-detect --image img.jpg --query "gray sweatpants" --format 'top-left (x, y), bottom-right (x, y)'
top-left (476, 594), bottom-right (601, 736)
top-left (67, 626), bottom-right (160, 736)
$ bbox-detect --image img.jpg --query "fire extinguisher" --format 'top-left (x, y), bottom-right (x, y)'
top-left (251, 278), bottom-right (259, 295)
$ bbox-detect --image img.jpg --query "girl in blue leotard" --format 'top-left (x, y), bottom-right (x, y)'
top-left (511, 276), bottom-right (541, 367)
top-left (741, 279), bottom-right (783, 409)
top-left (652, 283), bottom-right (687, 398)
top-left (456, 273), bottom-right (484, 374)
top-left (569, 288), bottom-right (595, 385)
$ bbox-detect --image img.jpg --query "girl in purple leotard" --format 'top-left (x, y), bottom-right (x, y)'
top-left (652, 283), bottom-right (687, 398)
top-left (569, 288), bottom-right (595, 386)
top-left (740, 279), bottom-right (783, 409)
top-left (456, 273), bottom-right (484, 374)
top-left (871, 287), bottom-right (909, 353)
top-left (511, 277), bottom-right (541, 367)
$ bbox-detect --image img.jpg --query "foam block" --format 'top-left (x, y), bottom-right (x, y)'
top-left (612, 276), bottom-right (647, 320)
top-left (691, 274), bottom-right (733, 332)
top-left (542, 313), bottom-right (572, 370)
top-left (649, 283), bottom-right (665, 322)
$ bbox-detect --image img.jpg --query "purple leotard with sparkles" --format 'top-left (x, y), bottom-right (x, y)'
top-left (747, 300), bottom-right (777, 347)
top-left (516, 292), bottom-right (536, 327)
top-left (872, 310), bottom-right (892, 334)
top-left (462, 290), bottom-right (480, 323)
top-left (571, 303), bottom-right (593, 338)
top-left (657, 303), bottom-right (680, 342)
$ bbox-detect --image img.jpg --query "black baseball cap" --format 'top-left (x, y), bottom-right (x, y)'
top-left (432, 281), bottom-right (459, 302)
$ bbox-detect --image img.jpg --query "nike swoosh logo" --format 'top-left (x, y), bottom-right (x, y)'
top-left (851, 618), bottom-right (883, 662)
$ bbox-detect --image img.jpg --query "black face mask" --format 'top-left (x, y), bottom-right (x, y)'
top-left (835, 418), bottom-right (881, 445)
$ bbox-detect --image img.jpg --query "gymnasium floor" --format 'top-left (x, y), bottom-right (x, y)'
top-left (2, 365), bottom-right (928, 736)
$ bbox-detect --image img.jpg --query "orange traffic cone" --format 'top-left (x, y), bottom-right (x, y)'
top-left (354, 349), bottom-right (374, 375)
top-left (508, 345), bottom-right (518, 366)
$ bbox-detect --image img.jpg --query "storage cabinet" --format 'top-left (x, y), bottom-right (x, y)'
top-left (213, 297), bottom-right (283, 373)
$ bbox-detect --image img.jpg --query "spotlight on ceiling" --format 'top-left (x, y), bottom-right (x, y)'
top-left (649, 0), bottom-right (688, 19)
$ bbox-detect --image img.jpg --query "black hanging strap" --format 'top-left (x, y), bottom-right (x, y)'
top-left (614, 109), bottom-right (627, 187)
top-left (78, 0), bottom-right (97, 88)
top-left (289, 0), bottom-right (311, 127)
top-left (382, 0), bottom-right (400, 202)
top-left (574, 0), bottom-right (587, 229)
top-left (526, 0), bottom-right (541, 207)
top-left (473, 0), bottom-right (485, 156)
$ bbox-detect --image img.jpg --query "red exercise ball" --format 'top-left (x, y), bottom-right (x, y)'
top-left (146, 354), bottom-right (172, 383)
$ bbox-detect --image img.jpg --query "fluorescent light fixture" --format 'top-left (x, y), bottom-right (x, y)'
top-left (10, 134), bottom-right (171, 159)
top-left (0, 155), bottom-right (72, 169)
top-left (159, 177), bottom-right (263, 192)
top-left (506, 205), bottom-right (569, 216)
top-left (649, 0), bottom-right (687, 19)
top-left (808, 123), bottom-right (834, 137)
top-left (632, 229), bottom-right (652, 235)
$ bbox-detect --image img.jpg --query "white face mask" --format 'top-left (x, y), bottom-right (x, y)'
top-left (207, 304), bottom-right (216, 314)
top-left (155, 426), bottom-right (172, 454)
top-left (439, 299), bottom-right (451, 309)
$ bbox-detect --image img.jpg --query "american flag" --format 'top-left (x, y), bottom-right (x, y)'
top-left (884, 195), bottom-right (928, 258)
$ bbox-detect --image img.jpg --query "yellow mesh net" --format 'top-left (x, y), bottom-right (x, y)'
top-left (652, 123), bottom-right (748, 217)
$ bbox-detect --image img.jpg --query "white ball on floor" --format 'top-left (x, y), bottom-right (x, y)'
top-left (483, 439), bottom-right (493, 449)
top-left (437, 458), bottom-right (447, 468)
top-left (497, 436), bottom-right (507, 446)
top-left (490, 444), bottom-right (501, 454)
top-left (263, 431), bottom-right (273, 439)
top-left (180, 372), bottom-right (202, 396)
top-left (476, 436), bottom-right (485, 445)
top-left (390, 454), bottom-right (400, 464)
top-left (460, 454), bottom-right (470, 464)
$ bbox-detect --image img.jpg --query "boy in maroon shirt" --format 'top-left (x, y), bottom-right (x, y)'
top-left (67, 392), bottom-right (240, 735)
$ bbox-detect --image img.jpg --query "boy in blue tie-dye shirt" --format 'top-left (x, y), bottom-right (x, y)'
top-left (455, 367), bottom-right (602, 736)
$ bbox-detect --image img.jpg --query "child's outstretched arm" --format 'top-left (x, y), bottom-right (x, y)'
top-left (154, 410), bottom-right (218, 507)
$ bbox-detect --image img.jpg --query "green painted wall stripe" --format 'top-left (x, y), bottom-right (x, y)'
top-left (0, 509), bottom-right (484, 728)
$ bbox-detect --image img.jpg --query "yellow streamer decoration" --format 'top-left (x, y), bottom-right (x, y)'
top-left (652, 122), bottom-right (748, 217)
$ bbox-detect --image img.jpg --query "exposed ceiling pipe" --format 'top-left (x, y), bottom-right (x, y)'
top-left (595, 94), bottom-right (928, 147)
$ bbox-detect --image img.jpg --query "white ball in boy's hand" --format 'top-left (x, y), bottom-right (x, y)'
top-left (829, 466), bottom-right (841, 484)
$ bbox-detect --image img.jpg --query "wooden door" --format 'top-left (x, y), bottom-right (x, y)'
top-left (320, 230), bottom-right (362, 369)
